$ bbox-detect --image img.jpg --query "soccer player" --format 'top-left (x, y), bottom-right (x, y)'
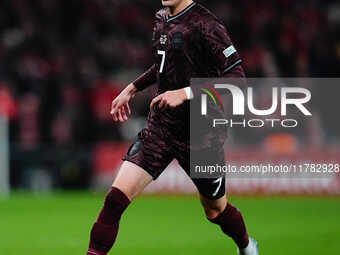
top-left (87, 1), bottom-right (259, 254)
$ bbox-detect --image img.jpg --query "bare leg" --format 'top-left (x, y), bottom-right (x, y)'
top-left (200, 194), bottom-right (227, 219)
top-left (87, 161), bottom-right (153, 255)
top-left (112, 161), bottom-right (153, 200)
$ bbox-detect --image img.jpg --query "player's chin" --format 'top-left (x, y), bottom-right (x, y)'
top-left (161, 0), bottom-right (175, 7)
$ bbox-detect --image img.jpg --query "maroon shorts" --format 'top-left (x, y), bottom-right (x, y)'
top-left (123, 110), bottom-right (226, 200)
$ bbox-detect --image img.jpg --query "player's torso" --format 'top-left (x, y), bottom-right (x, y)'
top-left (152, 6), bottom-right (206, 93)
top-left (147, 4), bottom-right (226, 140)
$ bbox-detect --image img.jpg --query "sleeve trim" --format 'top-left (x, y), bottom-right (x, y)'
top-left (223, 59), bottom-right (242, 74)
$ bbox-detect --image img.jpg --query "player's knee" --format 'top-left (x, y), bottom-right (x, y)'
top-left (103, 187), bottom-right (131, 220)
top-left (201, 195), bottom-right (227, 220)
top-left (203, 203), bottom-right (225, 220)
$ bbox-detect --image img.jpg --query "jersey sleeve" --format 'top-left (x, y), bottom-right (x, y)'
top-left (200, 18), bottom-right (242, 76)
top-left (190, 19), bottom-right (244, 99)
top-left (133, 64), bottom-right (157, 91)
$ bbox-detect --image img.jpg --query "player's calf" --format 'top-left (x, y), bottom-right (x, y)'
top-left (87, 161), bottom-right (153, 255)
top-left (207, 201), bottom-right (249, 249)
top-left (87, 187), bottom-right (130, 255)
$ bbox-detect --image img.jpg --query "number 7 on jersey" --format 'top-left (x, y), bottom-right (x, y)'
top-left (157, 50), bottom-right (166, 73)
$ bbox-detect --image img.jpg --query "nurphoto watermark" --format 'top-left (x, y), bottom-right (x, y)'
top-left (189, 78), bottom-right (339, 179)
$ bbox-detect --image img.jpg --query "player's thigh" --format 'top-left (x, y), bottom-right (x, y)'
top-left (113, 161), bottom-right (153, 201)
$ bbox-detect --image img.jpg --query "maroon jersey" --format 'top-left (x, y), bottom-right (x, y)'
top-left (134, 2), bottom-right (244, 93)
top-left (133, 2), bottom-right (244, 140)
top-left (123, 2), bottom-right (242, 185)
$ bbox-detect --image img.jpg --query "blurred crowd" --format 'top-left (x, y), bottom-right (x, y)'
top-left (0, 0), bottom-right (340, 188)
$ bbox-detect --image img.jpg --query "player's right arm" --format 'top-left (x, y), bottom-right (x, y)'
top-left (110, 64), bottom-right (157, 122)
top-left (111, 10), bottom-right (161, 122)
top-left (133, 64), bottom-right (157, 91)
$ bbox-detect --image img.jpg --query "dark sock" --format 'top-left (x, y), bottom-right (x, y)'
top-left (209, 202), bottom-right (249, 249)
top-left (87, 187), bottom-right (130, 255)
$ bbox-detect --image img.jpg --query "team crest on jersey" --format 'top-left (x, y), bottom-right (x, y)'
top-left (160, 34), bottom-right (167, 45)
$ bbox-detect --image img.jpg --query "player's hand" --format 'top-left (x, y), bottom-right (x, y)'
top-left (150, 88), bottom-right (187, 110)
top-left (110, 83), bottom-right (137, 123)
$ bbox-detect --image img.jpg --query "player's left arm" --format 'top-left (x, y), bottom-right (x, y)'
top-left (202, 19), bottom-right (244, 76)
top-left (150, 87), bottom-right (190, 110)
top-left (188, 18), bottom-right (245, 98)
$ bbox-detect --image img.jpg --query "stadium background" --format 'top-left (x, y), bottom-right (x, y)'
top-left (0, 0), bottom-right (340, 254)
